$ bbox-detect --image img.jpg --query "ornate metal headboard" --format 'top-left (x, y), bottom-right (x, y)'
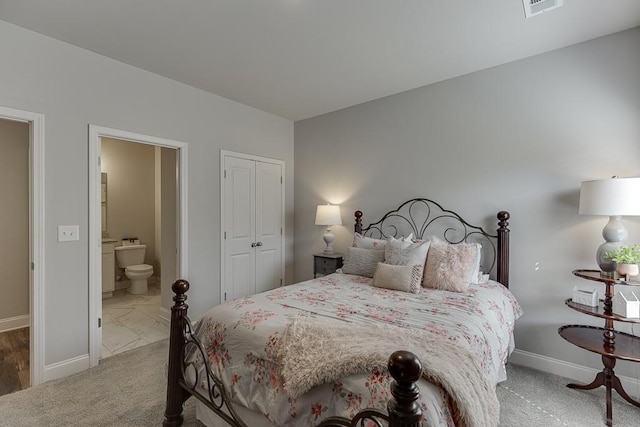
top-left (354, 198), bottom-right (510, 287)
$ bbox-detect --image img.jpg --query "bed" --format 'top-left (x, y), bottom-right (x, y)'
top-left (163, 198), bottom-right (522, 427)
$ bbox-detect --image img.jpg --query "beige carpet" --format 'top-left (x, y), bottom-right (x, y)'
top-left (498, 363), bottom-right (639, 426)
top-left (0, 339), bottom-right (202, 427)
top-left (0, 338), bottom-right (638, 426)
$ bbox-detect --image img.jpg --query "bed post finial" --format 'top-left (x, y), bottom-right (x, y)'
top-left (387, 350), bottom-right (423, 427)
top-left (164, 279), bottom-right (190, 426)
top-left (497, 211), bottom-right (510, 288)
top-left (172, 279), bottom-right (190, 303)
top-left (355, 210), bottom-right (363, 234)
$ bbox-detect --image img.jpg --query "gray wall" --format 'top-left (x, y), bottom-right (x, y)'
top-left (0, 20), bottom-right (294, 367)
top-left (294, 27), bottom-right (640, 377)
top-left (0, 119), bottom-right (29, 322)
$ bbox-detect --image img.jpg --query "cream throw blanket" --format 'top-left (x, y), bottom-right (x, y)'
top-left (278, 317), bottom-right (499, 427)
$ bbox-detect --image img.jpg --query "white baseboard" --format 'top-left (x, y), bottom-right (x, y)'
top-left (43, 353), bottom-right (90, 383)
top-left (0, 314), bottom-right (29, 333)
top-left (158, 306), bottom-right (170, 326)
top-left (510, 349), bottom-right (640, 393)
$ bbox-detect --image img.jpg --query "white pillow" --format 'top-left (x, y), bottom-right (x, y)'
top-left (353, 233), bottom-right (386, 249)
top-left (373, 262), bottom-right (423, 294)
top-left (384, 236), bottom-right (430, 267)
top-left (469, 243), bottom-right (482, 284)
top-left (342, 247), bottom-right (385, 278)
top-left (353, 232), bottom-right (414, 249)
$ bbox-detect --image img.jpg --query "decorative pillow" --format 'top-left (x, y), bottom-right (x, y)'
top-left (353, 232), bottom-right (414, 249)
top-left (469, 243), bottom-right (483, 284)
top-left (353, 233), bottom-right (386, 249)
top-left (422, 237), bottom-right (477, 292)
top-left (384, 236), bottom-right (430, 267)
top-left (373, 262), bottom-right (423, 294)
top-left (342, 247), bottom-right (385, 278)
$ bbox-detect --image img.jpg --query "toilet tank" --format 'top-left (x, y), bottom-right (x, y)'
top-left (115, 244), bottom-right (146, 267)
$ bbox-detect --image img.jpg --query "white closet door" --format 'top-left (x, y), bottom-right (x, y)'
top-left (255, 161), bottom-right (283, 294)
top-left (224, 156), bottom-right (256, 300)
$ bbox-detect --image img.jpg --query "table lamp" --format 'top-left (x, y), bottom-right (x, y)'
top-left (579, 176), bottom-right (640, 276)
top-left (315, 204), bottom-right (342, 254)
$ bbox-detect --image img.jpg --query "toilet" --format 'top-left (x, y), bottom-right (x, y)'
top-left (114, 241), bottom-right (153, 294)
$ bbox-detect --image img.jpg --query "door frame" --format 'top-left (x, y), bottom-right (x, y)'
top-left (88, 125), bottom-right (188, 367)
top-left (0, 105), bottom-right (45, 386)
top-left (219, 150), bottom-right (285, 304)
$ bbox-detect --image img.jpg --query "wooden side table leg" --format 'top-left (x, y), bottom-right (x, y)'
top-left (611, 373), bottom-right (640, 408)
top-left (566, 371), bottom-right (605, 391)
top-left (603, 356), bottom-right (615, 427)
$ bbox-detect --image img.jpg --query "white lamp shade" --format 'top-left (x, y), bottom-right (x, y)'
top-left (579, 177), bottom-right (640, 216)
top-left (315, 204), bottom-right (342, 226)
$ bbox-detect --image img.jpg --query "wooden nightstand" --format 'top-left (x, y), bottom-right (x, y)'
top-left (313, 253), bottom-right (343, 278)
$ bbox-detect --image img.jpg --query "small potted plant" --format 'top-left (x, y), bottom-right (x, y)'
top-left (605, 244), bottom-right (640, 279)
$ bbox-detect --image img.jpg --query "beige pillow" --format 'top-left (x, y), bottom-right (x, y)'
top-left (342, 247), bottom-right (385, 278)
top-left (422, 237), bottom-right (477, 292)
top-left (373, 262), bottom-right (423, 294)
top-left (384, 236), bottom-right (430, 266)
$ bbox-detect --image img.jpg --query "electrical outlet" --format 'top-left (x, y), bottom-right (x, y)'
top-left (58, 225), bottom-right (79, 242)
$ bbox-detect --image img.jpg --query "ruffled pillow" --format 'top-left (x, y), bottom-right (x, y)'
top-left (422, 237), bottom-right (478, 292)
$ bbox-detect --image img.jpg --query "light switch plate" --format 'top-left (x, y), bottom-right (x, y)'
top-left (58, 225), bottom-right (79, 242)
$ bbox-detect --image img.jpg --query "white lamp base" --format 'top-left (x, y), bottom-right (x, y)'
top-left (323, 228), bottom-right (335, 254)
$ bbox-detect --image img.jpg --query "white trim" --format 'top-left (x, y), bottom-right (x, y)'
top-left (0, 105), bottom-right (45, 387)
top-left (42, 354), bottom-right (90, 383)
top-left (158, 306), bottom-right (171, 326)
top-left (88, 125), bottom-right (188, 368)
top-left (219, 150), bottom-right (286, 304)
top-left (510, 348), bottom-right (640, 394)
top-left (0, 315), bottom-right (30, 333)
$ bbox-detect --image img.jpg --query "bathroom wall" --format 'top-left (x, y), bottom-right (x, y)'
top-left (101, 137), bottom-right (157, 275)
top-left (0, 119), bottom-right (29, 326)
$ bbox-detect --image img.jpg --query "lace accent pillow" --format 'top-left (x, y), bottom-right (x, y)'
top-left (422, 237), bottom-right (477, 292)
top-left (373, 262), bottom-right (423, 294)
top-left (384, 236), bottom-right (430, 267)
top-left (342, 247), bottom-right (385, 278)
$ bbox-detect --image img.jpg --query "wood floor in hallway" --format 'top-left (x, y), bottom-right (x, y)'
top-left (0, 327), bottom-right (29, 397)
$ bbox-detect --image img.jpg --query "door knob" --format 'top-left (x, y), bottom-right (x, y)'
top-left (256, 242), bottom-right (263, 247)
top-left (251, 242), bottom-right (257, 247)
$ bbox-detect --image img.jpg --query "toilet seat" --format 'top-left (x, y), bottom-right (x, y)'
top-left (126, 264), bottom-right (153, 273)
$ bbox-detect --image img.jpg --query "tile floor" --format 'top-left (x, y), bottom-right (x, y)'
top-left (101, 283), bottom-right (169, 359)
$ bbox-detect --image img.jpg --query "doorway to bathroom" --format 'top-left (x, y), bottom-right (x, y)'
top-left (88, 126), bottom-right (188, 367)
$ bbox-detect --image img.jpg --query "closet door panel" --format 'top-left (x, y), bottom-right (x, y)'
top-left (255, 161), bottom-right (282, 293)
top-left (224, 156), bottom-right (256, 299)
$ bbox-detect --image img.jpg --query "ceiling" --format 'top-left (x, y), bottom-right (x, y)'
top-left (1, 1), bottom-right (639, 121)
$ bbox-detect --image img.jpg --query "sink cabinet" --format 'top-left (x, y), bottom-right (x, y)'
top-left (102, 240), bottom-right (116, 297)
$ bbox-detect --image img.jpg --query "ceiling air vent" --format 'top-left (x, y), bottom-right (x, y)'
top-left (523, 0), bottom-right (563, 18)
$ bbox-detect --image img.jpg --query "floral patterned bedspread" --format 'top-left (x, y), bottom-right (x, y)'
top-left (194, 273), bottom-right (522, 426)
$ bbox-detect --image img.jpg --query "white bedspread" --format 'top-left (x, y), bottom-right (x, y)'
top-left (194, 273), bottom-right (522, 426)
